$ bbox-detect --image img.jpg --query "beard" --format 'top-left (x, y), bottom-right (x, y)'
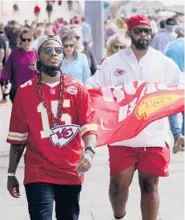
top-left (36, 60), bottom-right (62, 77)
top-left (131, 36), bottom-right (150, 50)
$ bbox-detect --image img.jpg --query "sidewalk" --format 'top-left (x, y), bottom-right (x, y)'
top-left (0, 103), bottom-right (184, 220)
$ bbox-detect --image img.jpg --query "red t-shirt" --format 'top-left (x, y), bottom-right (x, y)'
top-left (7, 75), bottom-right (97, 185)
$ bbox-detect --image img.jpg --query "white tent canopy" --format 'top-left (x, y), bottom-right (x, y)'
top-left (157, 10), bottom-right (176, 17)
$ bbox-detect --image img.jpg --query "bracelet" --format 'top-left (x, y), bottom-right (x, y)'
top-left (7, 173), bottom-right (15, 177)
top-left (85, 146), bottom-right (96, 155)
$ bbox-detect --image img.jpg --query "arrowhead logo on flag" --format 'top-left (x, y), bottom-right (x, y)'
top-left (135, 94), bottom-right (183, 120)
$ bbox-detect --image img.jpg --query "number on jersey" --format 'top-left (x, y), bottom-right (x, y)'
top-left (37, 100), bottom-right (72, 138)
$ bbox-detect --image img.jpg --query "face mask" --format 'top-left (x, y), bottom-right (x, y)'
top-left (131, 35), bottom-right (150, 50)
top-left (37, 60), bottom-right (62, 77)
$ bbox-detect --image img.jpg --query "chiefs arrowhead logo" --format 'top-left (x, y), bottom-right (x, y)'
top-left (114, 69), bottom-right (126, 76)
top-left (67, 85), bottom-right (78, 95)
top-left (50, 124), bottom-right (80, 148)
top-left (135, 93), bottom-right (183, 120)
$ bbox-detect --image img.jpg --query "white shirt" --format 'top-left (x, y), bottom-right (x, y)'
top-left (86, 47), bottom-right (184, 148)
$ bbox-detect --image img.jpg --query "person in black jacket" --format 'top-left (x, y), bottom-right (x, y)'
top-left (83, 42), bottom-right (97, 76)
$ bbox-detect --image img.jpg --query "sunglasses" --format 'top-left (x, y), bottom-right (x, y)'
top-left (64, 44), bottom-right (74, 48)
top-left (133, 27), bottom-right (152, 35)
top-left (114, 45), bottom-right (125, 50)
top-left (42, 47), bottom-right (63, 55)
top-left (21, 38), bottom-right (32, 42)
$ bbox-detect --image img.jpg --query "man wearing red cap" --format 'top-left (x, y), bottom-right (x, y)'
top-left (125, 15), bottom-right (152, 51)
top-left (86, 15), bottom-right (184, 220)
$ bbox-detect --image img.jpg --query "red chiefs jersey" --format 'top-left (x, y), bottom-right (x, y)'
top-left (7, 75), bottom-right (97, 185)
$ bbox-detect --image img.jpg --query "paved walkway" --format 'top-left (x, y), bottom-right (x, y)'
top-left (0, 102), bottom-right (184, 220)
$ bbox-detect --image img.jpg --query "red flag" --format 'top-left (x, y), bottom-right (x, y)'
top-left (89, 81), bottom-right (184, 146)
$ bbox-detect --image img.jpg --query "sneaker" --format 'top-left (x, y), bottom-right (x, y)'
top-left (113, 215), bottom-right (128, 220)
top-left (173, 135), bottom-right (184, 154)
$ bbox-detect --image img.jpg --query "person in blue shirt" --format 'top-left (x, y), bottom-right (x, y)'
top-left (81, 17), bottom-right (92, 46)
top-left (165, 25), bottom-right (184, 153)
top-left (60, 32), bottom-right (90, 83)
top-left (150, 18), bottom-right (177, 53)
top-left (70, 26), bottom-right (97, 76)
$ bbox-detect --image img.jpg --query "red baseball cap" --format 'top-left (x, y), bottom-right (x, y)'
top-left (126, 15), bottom-right (151, 31)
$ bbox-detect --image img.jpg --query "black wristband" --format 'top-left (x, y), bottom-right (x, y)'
top-left (85, 146), bottom-right (96, 155)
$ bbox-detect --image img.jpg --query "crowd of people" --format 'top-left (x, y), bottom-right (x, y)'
top-left (0, 12), bottom-right (184, 220)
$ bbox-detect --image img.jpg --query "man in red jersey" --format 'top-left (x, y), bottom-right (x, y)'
top-left (6, 35), bottom-right (97, 220)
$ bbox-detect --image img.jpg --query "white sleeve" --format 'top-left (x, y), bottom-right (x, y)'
top-left (85, 58), bottom-right (110, 88)
top-left (85, 70), bottom-right (101, 88)
top-left (164, 57), bottom-right (185, 85)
